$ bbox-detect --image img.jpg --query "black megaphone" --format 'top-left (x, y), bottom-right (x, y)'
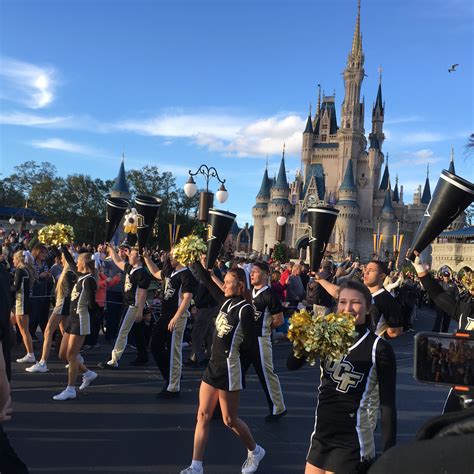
top-left (105, 196), bottom-right (129, 243)
top-left (206, 208), bottom-right (236, 269)
top-left (134, 195), bottom-right (162, 253)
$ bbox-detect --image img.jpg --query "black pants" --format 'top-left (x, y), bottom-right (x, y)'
top-left (131, 321), bottom-right (149, 362)
top-left (150, 315), bottom-right (171, 383)
top-left (103, 291), bottom-right (123, 341)
top-left (29, 296), bottom-right (50, 338)
top-left (85, 307), bottom-right (104, 346)
top-left (432, 310), bottom-right (451, 333)
top-left (0, 425), bottom-right (29, 474)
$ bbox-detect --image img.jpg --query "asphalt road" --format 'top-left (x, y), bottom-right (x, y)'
top-left (7, 306), bottom-right (450, 473)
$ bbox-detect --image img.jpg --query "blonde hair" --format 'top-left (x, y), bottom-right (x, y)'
top-left (56, 262), bottom-right (72, 301)
top-left (13, 250), bottom-right (36, 284)
top-left (78, 252), bottom-right (98, 281)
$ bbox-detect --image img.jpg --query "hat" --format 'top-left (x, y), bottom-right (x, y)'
top-left (442, 270), bottom-right (450, 277)
top-left (252, 261), bottom-right (270, 274)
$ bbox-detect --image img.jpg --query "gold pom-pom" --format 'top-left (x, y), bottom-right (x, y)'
top-left (38, 223), bottom-right (75, 246)
top-left (172, 235), bottom-right (207, 266)
top-left (288, 309), bottom-right (357, 365)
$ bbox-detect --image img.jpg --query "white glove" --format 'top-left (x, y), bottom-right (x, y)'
top-left (413, 256), bottom-right (427, 275)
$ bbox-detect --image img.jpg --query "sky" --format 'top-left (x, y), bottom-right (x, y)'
top-left (0, 0), bottom-right (473, 226)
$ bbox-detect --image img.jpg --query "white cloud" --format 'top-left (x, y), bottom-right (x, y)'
top-left (384, 115), bottom-right (422, 125)
top-left (115, 112), bottom-right (305, 158)
top-left (401, 132), bottom-right (446, 145)
top-left (394, 148), bottom-right (443, 166)
top-left (0, 57), bottom-right (58, 109)
top-left (0, 111), bottom-right (71, 127)
top-left (31, 138), bottom-right (109, 158)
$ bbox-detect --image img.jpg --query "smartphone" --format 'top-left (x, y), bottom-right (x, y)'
top-left (414, 332), bottom-right (474, 389)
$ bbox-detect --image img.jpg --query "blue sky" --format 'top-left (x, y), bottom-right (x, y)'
top-left (1, 0), bottom-right (472, 226)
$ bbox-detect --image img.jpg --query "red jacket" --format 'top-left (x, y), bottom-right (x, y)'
top-left (96, 273), bottom-right (121, 308)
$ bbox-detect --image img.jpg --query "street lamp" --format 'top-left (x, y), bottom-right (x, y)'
top-left (9, 217), bottom-right (16, 225)
top-left (30, 218), bottom-right (37, 227)
top-left (184, 164), bottom-right (228, 222)
top-left (276, 215), bottom-right (287, 243)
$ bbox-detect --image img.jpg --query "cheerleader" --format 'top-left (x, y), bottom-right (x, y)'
top-left (288, 280), bottom-right (397, 474)
top-left (26, 253), bottom-right (76, 373)
top-left (11, 251), bottom-right (35, 364)
top-left (53, 248), bottom-right (98, 401)
top-left (180, 264), bottom-right (265, 474)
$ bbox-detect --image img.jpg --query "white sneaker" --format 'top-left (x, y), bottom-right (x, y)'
top-left (180, 467), bottom-right (203, 474)
top-left (53, 388), bottom-right (76, 401)
top-left (25, 361), bottom-right (48, 373)
top-left (16, 354), bottom-right (35, 364)
top-left (65, 354), bottom-right (84, 369)
top-left (79, 371), bottom-right (98, 390)
top-left (241, 446), bottom-right (265, 473)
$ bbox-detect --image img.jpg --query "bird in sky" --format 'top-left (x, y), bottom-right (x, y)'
top-left (448, 64), bottom-right (459, 73)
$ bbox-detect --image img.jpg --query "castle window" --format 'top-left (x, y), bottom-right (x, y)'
top-left (321, 135), bottom-right (327, 142)
top-left (346, 121), bottom-right (351, 128)
top-left (322, 124), bottom-right (328, 130)
top-left (361, 173), bottom-right (365, 177)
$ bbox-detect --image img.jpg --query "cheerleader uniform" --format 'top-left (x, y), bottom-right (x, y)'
top-left (66, 274), bottom-right (97, 336)
top-left (52, 271), bottom-right (76, 316)
top-left (203, 297), bottom-right (256, 391)
top-left (11, 268), bottom-right (31, 316)
top-left (288, 326), bottom-right (397, 472)
top-left (241, 285), bottom-right (286, 415)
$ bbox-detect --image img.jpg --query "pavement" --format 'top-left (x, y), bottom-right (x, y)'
top-left (7, 306), bottom-right (452, 473)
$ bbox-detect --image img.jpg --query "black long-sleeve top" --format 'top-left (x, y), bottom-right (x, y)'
top-left (288, 325), bottom-right (397, 452)
top-left (420, 273), bottom-right (473, 330)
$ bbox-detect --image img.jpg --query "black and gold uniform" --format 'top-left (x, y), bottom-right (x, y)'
top-left (203, 297), bottom-right (255, 391)
top-left (52, 271), bottom-right (76, 316)
top-left (11, 267), bottom-right (31, 316)
top-left (67, 273), bottom-right (97, 336)
top-left (241, 285), bottom-right (286, 416)
top-left (151, 265), bottom-right (197, 393)
top-left (289, 326), bottom-right (397, 473)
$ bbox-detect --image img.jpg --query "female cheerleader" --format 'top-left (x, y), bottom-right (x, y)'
top-left (11, 251), bottom-right (35, 363)
top-left (288, 280), bottom-right (397, 474)
top-left (26, 253), bottom-right (76, 373)
top-left (53, 248), bottom-right (98, 401)
top-left (180, 264), bottom-right (264, 474)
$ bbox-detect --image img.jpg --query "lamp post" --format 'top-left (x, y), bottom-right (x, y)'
top-left (184, 165), bottom-right (228, 222)
top-left (276, 215), bottom-right (286, 243)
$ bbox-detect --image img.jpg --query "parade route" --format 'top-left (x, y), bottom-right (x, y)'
top-left (5, 307), bottom-right (450, 474)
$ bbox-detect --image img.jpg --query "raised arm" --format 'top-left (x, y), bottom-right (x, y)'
top-left (108, 246), bottom-right (126, 272)
top-left (191, 262), bottom-right (226, 305)
top-left (61, 245), bottom-right (78, 275)
top-left (315, 275), bottom-right (340, 299)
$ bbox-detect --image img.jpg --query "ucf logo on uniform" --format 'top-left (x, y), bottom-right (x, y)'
top-left (124, 275), bottom-right (132, 292)
top-left (466, 317), bottom-right (474, 330)
top-left (163, 278), bottom-right (175, 300)
top-left (215, 312), bottom-right (233, 338)
top-left (252, 304), bottom-right (262, 322)
top-left (325, 358), bottom-right (364, 393)
top-left (70, 287), bottom-right (79, 302)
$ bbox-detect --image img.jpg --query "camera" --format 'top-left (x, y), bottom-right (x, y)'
top-left (414, 331), bottom-right (474, 390)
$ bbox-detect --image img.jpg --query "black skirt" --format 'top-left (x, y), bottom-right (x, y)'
top-left (65, 312), bottom-right (91, 336)
top-left (203, 357), bottom-right (243, 392)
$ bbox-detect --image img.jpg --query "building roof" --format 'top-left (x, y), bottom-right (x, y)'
top-left (0, 206), bottom-right (46, 221)
top-left (380, 188), bottom-right (395, 218)
top-left (439, 226), bottom-right (474, 238)
top-left (379, 160), bottom-right (390, 191)
top-left (373, 83), bottom-right (383, 114)
top-left (253, 202), bottom-right (268, 209)
top-left (393, 178), bottom-right (399, 203)
top-left (230, 220), bottom-right (240, 235)
top-left (256, 168), bottom-right (271, 199)
top-left (111, 159), bottom-right (130, 195)
top-left (313, 143), bottom-right (339, 149)
top-left (320, 99), bottom-right (339, 135)
top-left (273, 152), bottom-right (289, 190)
top-left (448, 150), bottom-right (456, 175)
top-left (340, 159), bottom-right (356, 192)
top-left (336, 200), bottom-right (360, 207)
top-left (421, 176), bottom-right (431, 204)
top-left (271, 198), bottom-right (290, 205)
top-left (303, 163), bottom-right (325, 200)
top-left (304, 114), bottom-right (313, 134)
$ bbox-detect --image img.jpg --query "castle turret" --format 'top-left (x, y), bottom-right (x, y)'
top-left (335, 159), bottom-right (360, 254)
top-left (379, 185), bottom-right (396, 252)
top-left (379, 153), bottom-right (390, 192)
top-left (393, 175), bottom-right (399, 203)
top-left (110, 154), bottom-right (131, 199)
top-left (267, 146), bottom-right (291, 249)
top-left (252, 166), bottom-right (272, 252)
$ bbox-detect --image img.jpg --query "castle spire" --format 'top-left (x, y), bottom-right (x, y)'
top-left (274, 145), bottom-right (289, 190)
top-left (448, 147), bottom-right (456, 174)
top-left (340, 159), bottom-right (357, 192)
top-left (317, 84), bottom-right (321, 116)
top-left (256, 166), bottom-right (271, 199)
top-left (421, 165), bottom-right (431, 204)
top-left (304, 103), bottom-right (314, 134)
top-left (351, 0), bottom-right (363, 58)
top-left (379, 153), bottom-right (390, 191)
top-left (374, 67), bottom-right (383, 113)
top-left (393, 175), bottom-right (400, 203)
top-left (110, 154), bottom-right (130, 198)
top-left (380, 185), bottom-right (395, 219)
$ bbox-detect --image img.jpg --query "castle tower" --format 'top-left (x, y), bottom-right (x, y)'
top-left (379, 185), bottom-right (396, 253)
top-left (302, 104), bottom-right (314, 180)
top-left (335, 159), bottom-right (360, 254)
top-left (252, 165), bottom-right (272, 252)
top-left (379, 153), bottom-right (390, 193)
top-left (110, 154), bottom-right (131, 199)
top-left (393, 175), bottom-right (399, 203)
top-left (267, 147), bottom-right (291, 249)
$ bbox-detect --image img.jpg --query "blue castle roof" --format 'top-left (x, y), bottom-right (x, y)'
top-left (111, 160), bottom-right (130, 195)
top-left (340, 159), bottom-right (356, 192)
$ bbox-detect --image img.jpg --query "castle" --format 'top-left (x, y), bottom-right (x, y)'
top-left (252, 0), bottom-right (462, 261)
